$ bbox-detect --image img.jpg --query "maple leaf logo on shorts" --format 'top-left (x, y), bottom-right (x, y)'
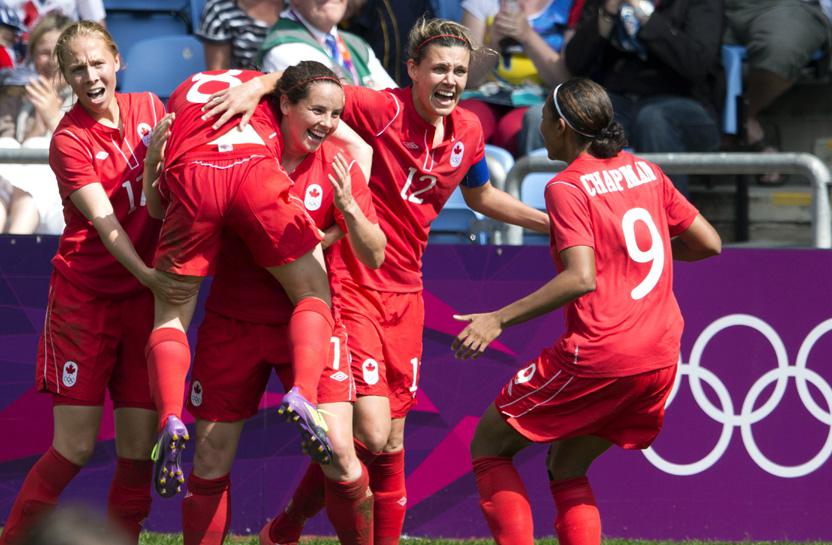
top-left (62, 361), bottom-right (78, 388)
top-left (362, 359), bottom-right (379, 386)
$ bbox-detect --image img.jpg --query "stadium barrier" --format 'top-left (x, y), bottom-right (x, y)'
top-left (502, 152), bottom-right (832, 248)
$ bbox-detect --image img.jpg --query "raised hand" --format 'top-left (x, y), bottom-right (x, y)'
top-left (451, 311), bottom-right (504, 359)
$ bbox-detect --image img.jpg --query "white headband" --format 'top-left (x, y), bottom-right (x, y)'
top-left (552, 83), bottom-right (597, 139)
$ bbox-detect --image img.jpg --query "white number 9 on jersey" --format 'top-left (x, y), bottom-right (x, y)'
top-left (621, 207), bottom-right (664, 300)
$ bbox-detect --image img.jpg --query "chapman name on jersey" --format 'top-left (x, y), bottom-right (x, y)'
top-left (578, 160), bottom-right (658, 197)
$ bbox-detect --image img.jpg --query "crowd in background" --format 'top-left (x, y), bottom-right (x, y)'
top-left (0, 0), bottom-right (831, 234)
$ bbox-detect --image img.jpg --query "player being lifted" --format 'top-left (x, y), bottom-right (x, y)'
top-left (453, 78), bottom-right (722, 545)
top-left (181, 61), bottom-right (385, 545)
top-left (202, 17), bottom-right (550, 545)
top-left (143, 67), bottom-right (336, 499)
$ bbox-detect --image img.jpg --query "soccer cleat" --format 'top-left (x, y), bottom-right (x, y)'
top-left (278, 387), bottom-right (333, 465)
top-left (151, 415), bottom-right (189, 498)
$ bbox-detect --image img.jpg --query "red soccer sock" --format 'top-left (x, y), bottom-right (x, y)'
top-left (353, 439), bottom-right (379, 467)
top-left (288, 297), bottom-right (334, 404)
top-left (472, 456), bottom-right (534, 545)
top-left (182, 473), bottom-right (231, 545)
top-left (0, 447), bottom-right (81, 545)
top-left (268, 462), bottom-right (327, 544)
top-left (324, 463), bottom-right (373, 545)
top-left (551, 477), bottom-right (601, 545)
top-left (145, 327), bottom-right (191, 430)
top-left (369, 450), bottom-right (406, 545)
top-left (107, 457), bottom-right (152, 543)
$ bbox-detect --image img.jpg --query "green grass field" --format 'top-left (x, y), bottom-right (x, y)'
top-left (137, 536), bottom-right (832, 545)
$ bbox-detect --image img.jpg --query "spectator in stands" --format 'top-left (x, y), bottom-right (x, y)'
top-left (431, 0), bottom-right (463, 21)
top-left (0, 12), bottom-right (72, 234)
top-left (724, 0), bottom-right (831, 184)
top-left (7, 0), bottom-right (105, 29)
top-left (0, 6), bottom-right (24, 70)
top-left (460, 0), bottom-right (583, 155)
top-left (197, 0), bottom-right (282, 70)
top-left (259, 0), bottom-right (397, 90)
top-left (522, 0), bottom-right (723, 195)
top-left (342, 0), bottom-right (433, 85)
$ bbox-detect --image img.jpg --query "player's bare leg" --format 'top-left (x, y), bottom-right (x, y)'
top-left (352, 395), bottom-right (392, 454)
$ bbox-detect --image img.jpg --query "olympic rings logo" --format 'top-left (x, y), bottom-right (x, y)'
top-left (643, 314), bottom-right (832, 478)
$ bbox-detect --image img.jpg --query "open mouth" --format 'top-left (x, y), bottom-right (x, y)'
top-left (305, 127), bottom-right (328, 144)
top-left (87, 87), bottom-right (106, 101)
top-left (433, 88), bottom-right (456, 106)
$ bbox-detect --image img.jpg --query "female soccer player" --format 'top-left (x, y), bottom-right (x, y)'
top-left (144, 66), bottom-right (341, 500)
top-left (182, 61), bottom-right (384, 545)
top-left (204, 17), bottom-right (550, 545)
top-left (452, 78), bottom-right (722, 545)
top-left (0, 21), bottom-right (190, 545)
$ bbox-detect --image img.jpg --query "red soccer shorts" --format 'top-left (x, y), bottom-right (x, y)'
top-left (495, 350), bottom-right (677, 449)
top-left (154, 155), bottom-right (321, 276)
top-left (341, 279), bottom-right (424, 419)
top-left (35, 272), bottom-right (155, 408)
top-left (187, 311), bottom-right (354, 422)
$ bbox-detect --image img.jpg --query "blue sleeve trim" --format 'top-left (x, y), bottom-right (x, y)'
top-left (462, 157), bottom-right (490, 188)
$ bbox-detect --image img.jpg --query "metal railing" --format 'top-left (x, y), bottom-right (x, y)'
top-left (0, 148), bottom-right (51, 164)
top-left (6, 148), bottom-right (831, 248)
top-left (504, 152), bottom-right (832, 248)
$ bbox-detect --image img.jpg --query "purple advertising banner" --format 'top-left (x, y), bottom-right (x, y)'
top-left (1, 236), bottom-right (830, 540)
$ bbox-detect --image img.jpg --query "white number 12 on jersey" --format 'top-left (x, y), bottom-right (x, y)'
top-left (621, 207), bottom-right (664, 300)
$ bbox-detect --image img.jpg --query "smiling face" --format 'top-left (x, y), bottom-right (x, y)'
top-left (407, 44), bottom-right (470, 125)
top-left (32, 28), bottom-right (61, 79)
top-left (280, 81), bottom-right (345, 157)
top-left (61, 35), bottom-right (120, 121)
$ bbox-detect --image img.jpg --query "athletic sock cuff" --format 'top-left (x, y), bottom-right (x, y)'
top-left (188, 473), bottom-right (231, 496)
top-left (145, 327), bottom-right (188, 356)
top-left (114, 458), bottom-right (153, 489)
top-left (291, 297), bottom-right (335, 328)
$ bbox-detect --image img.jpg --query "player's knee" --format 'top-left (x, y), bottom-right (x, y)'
top-left (115, 435), bottom-right (155, 460)
top-left (324, 448), bottom-right (362, 482)
top-left (56, 438), bottom-right (96, 466)
top-left (192, 437), bottom-right (234, 477)
top-left (354, 422), bottom-right (390, 454)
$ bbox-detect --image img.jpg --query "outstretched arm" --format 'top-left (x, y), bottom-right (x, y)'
top-left (462, 181), bottom-right (550, 233)
top-left (452, 245), bottom-right (595, 359)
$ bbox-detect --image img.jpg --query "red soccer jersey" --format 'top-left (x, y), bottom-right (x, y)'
top-left (49, 92), bottom-right (164, 297)
top-left (165, 70), bottom-right (281, 166)
top-left (544, 151), bottom-right (699, 378)
top-left (330, 86), bottom-right (487, 293)
top-left (205, 140), bottom-right (377, 324)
